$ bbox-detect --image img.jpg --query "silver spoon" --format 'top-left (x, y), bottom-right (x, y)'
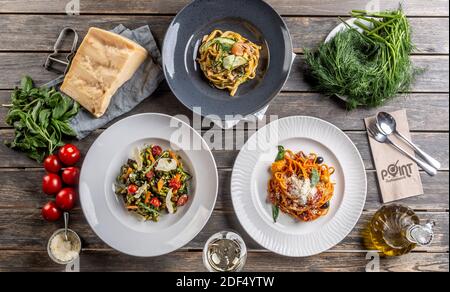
top-left (368, 123), bottom-right (437, 176)
top-left (64, 212), bottom-right (69, 241)
top-left (377, 112), bottom-right (441, 170)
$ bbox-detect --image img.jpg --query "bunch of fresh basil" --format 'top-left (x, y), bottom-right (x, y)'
top-left (4, 76), bottom-right (79, 162)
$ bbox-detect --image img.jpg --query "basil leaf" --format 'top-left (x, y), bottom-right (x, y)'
top-left (52, 95), bottom-right (71, 120)
top-left (20, 76), bottom-right (33, 93)
top-left (27, 151), bottom-right (45, 162)
top-left (13, 120), bottom-right (25, 131)
top-left (61, 101), bottom-right (80, 121)
top-left (52, 119), bottom-right (76, 137)
top-left (311, 168), bottom-right (320, 187)
top-left (272, 204), bottom-right (279, 223)
top-left (275, 145), bottom-right (285, 161)
top-left (38, 109), bottom-right (51, 129)
top-left (4, 77), bottom-right (80, 162)
top-left (31, 100), bottom-right (42, 121)
top-left (47, 91), bottom-right (63, 108)
top-left (5, 109), bottom-right (25, 125)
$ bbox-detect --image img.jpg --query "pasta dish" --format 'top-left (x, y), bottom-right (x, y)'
top-left (268, 146), bottom-right (335, 222)
top-left (115, 144), bottom-right (191, 222)
top-left (197, 30), bottom-right (261, 96)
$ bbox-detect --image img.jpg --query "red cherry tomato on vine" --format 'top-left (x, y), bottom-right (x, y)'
top-left (55, 188), bottom-right (77, 211)
top-left (150, 197), bottom-right (161, 208)
top-left (42, 173), bottom-right (62, 195)
top-left (62, 167), bottom-right (80, 185)
top-left (42, 201), bottom-right (62, 222)
top-left (58, 144), bottom-right (81, 166)
top-left (43, 155), bottom-right (62, 173)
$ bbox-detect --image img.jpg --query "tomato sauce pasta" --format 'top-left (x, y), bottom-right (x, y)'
top-left (268, 146), bottom-right (335, 222)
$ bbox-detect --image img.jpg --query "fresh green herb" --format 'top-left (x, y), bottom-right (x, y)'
top-left (217, 38), bottom-right (235, 52)
top-left (305, 8), bottom-right (421, 109)
top-left (4, 76), bottom-right (79, 162)
top-left (272, 204), bottom-right (280, 223)
top-left (310, 168), bottom-right (320, 187)
top-left (138, 202), bottom-right (160, 215)
top-left (275, 145), bottom-right (285, 161)
top-left (200, 37), bottom-right (236, 54)
top-left (222, 55), bottom-right (248, 70)
top-left (272, 145), bottom-right (285, 223)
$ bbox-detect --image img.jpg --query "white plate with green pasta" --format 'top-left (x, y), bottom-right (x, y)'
top-left (79, 113), bottom-right (218, 257)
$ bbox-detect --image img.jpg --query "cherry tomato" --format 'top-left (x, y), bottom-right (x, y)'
top-left (41, 201), bottom-right (62, 222)
top-left (55, 188), bottom-right (77, 211)
top-left (62, 167), bottom-right (80, 185)
top-left (177, 195), bottom-right (188, 207)
top-left (151, 145), bottom-right (162, 157)
top-left (169, 178), bottom-right (181, 190)
top-left (145, 171), bottom-right (155, 180)
top-left (43, 155), bottom-right (62, 173)
top-left (128, 184), bottom-right (138, 194)
top-left (150, 197), bottom-right (161, 208)
top-left (42, 173), bottom-right (62, 195)
top-left (58, 144), bottom-right (81, 166)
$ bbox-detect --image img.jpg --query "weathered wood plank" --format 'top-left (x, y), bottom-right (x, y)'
top-left (0, 0), bottom-right (448, 16)
top-left (0, 15), bottom-right (447, 54)
top-left (1, 128), bottom-right (448, 170)
top-left (0, 53), bottom-right (448, 92)
top-left (0, 168), bottom-right (448, 211)
top-left (1, 91), bottom-right (448, 131)
top-left (0, 203), bottom-right (447, 252)
top-left (0, 250), bottom-right (448, 272)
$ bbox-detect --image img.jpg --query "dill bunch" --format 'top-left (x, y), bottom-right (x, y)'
top-left (305, 8), bottom-right (419, 110)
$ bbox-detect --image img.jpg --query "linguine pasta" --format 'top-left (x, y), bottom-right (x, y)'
top-left (197, 30), bottom-right (261, 96)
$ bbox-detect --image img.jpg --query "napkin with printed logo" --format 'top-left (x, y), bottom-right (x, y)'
top-left (365, 110), bottom-right (423, 202)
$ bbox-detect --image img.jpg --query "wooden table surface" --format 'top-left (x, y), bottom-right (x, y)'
top-left (0, 0), bottom-right (448, 272)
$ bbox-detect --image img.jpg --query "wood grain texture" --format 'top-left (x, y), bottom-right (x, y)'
top-left (0, 0), bottom-right (448, 16)
top-left (1, 129), bottom-right (448, 170)
top-left (0, 168), bottom-right (448, 211)
top-left (1, 91), bottom-right (449, 131)
top-left (0, 204), bottom-right (447, 252)
top-left (0, 53), bottom-right (448, 92)
top-left (0, 0), bottom-right (448, 272)
top-left (0, 250), bottom-right (448, 272)
top-left (0, 15), bottom-right (448, 54)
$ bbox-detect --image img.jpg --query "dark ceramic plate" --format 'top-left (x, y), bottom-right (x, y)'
top-left (162, 0), bottom-right (293, 119)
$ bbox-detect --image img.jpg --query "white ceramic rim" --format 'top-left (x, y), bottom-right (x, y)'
top-left (79, 113), bottom-right (218, 257)
top-left (231, 116), bottom-right (367, 257)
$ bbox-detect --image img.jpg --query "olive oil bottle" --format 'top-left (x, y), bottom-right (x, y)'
top-left (368, 204), bottom-right (435, 256)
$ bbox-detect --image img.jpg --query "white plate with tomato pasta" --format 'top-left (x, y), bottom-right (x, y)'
top-left (231, 116), bottom-right (366, 257)
top-left (79, 113), bottom-right (218, 257)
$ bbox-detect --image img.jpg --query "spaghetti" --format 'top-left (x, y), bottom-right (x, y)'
top-left (268, 146), bottom-right (335, 222)
top-left (197, 30), bottom-right (261, 96)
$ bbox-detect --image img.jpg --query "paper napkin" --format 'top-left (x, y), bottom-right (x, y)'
top-left (365, 110), bottom-right (424, 202)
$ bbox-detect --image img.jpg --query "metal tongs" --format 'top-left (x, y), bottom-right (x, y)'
top-left (43, 27), bottom-right (79, 88)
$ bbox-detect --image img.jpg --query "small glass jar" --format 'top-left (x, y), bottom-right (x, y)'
top-left (47, 228), bottom-right (82, 265)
